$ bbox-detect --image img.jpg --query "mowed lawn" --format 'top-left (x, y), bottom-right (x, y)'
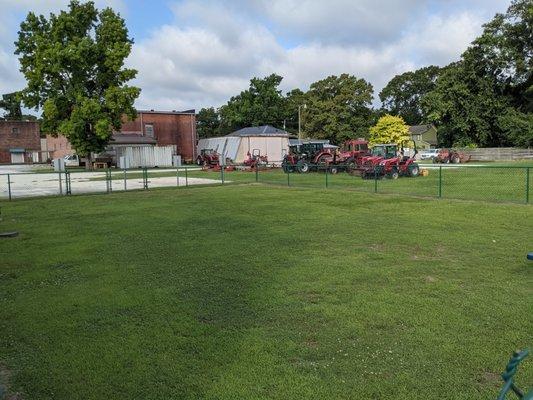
top-left (0, 185), bottom-right (532, 399)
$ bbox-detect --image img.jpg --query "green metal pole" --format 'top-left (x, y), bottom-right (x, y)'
top-left (176, 167), bottom-right (179, 187)
top-left (438, 166), bottom-right (442, 198)
top-left (7, 174), bottom-right (11, 201)
top-left (374, 170), bottom-right (377, 193)
top-left (58, 171), bottom-right (63, 195)
top-left (526, 167), bottom-right (530, 204)
top-left (108, 169), bottom-right (112, 193)
top-left (124, 168), bottom-right (127, 191)
top-left (185, 167), bottom-right (188, 187)
top-left (221, 166), bottom-right (224, 184)
top-left (325, 166), bottom-right (328, 188)
top-left (255, 165), bottom-right (259, 182)
top-left (287, 169), bottom-right (290, 187)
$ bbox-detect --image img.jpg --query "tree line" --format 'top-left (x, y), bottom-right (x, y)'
top-left (197, 0), bottom-right (532, 148)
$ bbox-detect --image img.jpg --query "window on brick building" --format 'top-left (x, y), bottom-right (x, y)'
top-left (12, 127), bottom-right (19, 135)
top-left (145, 124), bottom-right (154, 137)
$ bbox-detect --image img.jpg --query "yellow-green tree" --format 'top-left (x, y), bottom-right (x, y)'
top-left (369, 114), bottom-right (410, 147)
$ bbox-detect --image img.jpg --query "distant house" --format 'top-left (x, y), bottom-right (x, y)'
top-left (0, 121), bottom-right (41, 164)
top-left (409, 124), bottom-right (438, 149)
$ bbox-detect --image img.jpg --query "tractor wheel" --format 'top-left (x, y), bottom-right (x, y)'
top-left (330, 166), bottom-right (338, 174)
top-left (409, 165), bottom-right (420, 177)
top-left (451, 155), bottom-right (460, 164)
top-left (387, 169), bottom-right (399, 180)
top-left (297, 161), bottom-right (310, 173)
top-left (346, 158), bottom-right (357, 172)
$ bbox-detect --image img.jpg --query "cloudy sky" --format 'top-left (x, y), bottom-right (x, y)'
top-left (0, 0), bottom-right (510, 112)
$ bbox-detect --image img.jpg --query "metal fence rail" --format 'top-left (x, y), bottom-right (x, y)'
top-left (0, 164), bottom-right (531, 205)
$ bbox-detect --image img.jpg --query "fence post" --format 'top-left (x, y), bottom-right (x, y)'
top-left (374, 169), bottom-right (378, 193)
top-left (143, 167), bottom-right (148, 189)
top-left (185, 167), bottom-right (188, 187)
top-left (526, 167), bottom-right (530, 204)
top-left (287, 168), bottom-right (290, 187)
top-left (7, 174), bottom-right (11, 201)
top-left (176, 167), bottom-right (179, 187)
top-left (325, 166), bottom-right (329, 188)
top-left (221, 166), bottom-right (224, 185)
top-left (255, 165), bottom-right (259, 182)
top-left (123, 168), bottom-right (127, 191)
top-left (65, 171), bottom-right (71, 195)
top-left (438, 166), bottom-right (442, 198)
top-left (58, 171), bottom-right (63, 195)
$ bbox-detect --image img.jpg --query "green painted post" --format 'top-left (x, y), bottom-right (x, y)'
top-left (7, 174), bottom-right (11, 201)
top-left (287, 169), bottom-right (290, 187)
top-left (221, 166), bottom-right (224, 184)
top-left (185, 167), bottom-right (188, 187)
top-left (325, 166), bottom-right (328, 188)
top-left (123, 168), bottom-right (127, 191)
top-left (438, 166), bottom-right (442, 198)
top-left (58, 172), bottom-right (63, 195)
top-left (255, 165), bottom-right (259, 182)
top-left (526, 167), bottom-right (530, 204)
top-left (107, 169), bottom-right (112, 193)
top-left (176, 167), bottom-right (179, 187)
top-left (374, 170), bottom-right (378, 193)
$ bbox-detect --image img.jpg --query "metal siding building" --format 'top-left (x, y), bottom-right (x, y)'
top-left (197, 125), bottom-right (292, 165)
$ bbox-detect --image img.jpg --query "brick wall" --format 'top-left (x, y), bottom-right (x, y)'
top-left (0, 121), bottom-right (40, 164)
top-left (46, 135), bottom-right (74, 159)
top-left (121, 111), bottom-right (197, 161)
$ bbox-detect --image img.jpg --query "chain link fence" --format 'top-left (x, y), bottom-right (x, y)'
top-left (0, 164), bottom-right (531, 205)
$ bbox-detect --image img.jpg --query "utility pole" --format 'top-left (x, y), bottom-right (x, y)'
top-left (298, 104), bottom-right (306, 140)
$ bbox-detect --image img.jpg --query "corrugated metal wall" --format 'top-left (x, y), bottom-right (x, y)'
top-left (117, 146), bottom-right (176, 167)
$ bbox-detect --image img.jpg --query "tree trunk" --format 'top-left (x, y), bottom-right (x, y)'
top-left (85, 153), bottom-right (92, 170)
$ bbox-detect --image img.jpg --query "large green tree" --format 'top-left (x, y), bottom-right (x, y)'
top-left (422, 0), bottom-right (532, 147)
top-left (303, 74), bottom-right (374, 143)
top-left (0, 93), bottom-right (23, 120)
top-left (196, 107), bottom-right (220, 139)
top-left (379, 66), bottom-right (443, 125)
top-left (15, 0), bottom-right (140, 166)
top-left (218, 74), bottom-right (287, 133)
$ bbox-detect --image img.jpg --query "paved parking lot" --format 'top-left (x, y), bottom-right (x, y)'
top-left (0, 166), bottom-right (222, 199)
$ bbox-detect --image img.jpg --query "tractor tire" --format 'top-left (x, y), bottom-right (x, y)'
top-left (409, 165), bottom-right (420, 177)
top-left (387, 169), bottom-right (399, 180)
top-left (297, 161), bottom-right (310, 173)
top-left (346, 158), bottom-right (357, 172)
top-left (451, 155), bottom-right (460, 164)
top-left (330, 166), bottom-right (339, 174)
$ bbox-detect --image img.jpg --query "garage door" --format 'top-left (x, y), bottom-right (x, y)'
top-left (11, 153), bottom-right (24, 164)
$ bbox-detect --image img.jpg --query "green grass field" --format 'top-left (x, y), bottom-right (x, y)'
top-left (1, 185), bottom-right (532, 399)
top-left (137, 166), bottom-right (533, 204)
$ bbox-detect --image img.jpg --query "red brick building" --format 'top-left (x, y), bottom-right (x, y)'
top-left (0, 121), bottom-right (41, 164)
top-left (47, 109), bottom-right (197, 162)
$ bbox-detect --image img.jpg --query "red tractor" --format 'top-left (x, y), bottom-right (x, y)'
top-left (196, 149), bottom-right (220, 167)
top-left (360, 144), bottom-right (420, 179)
top-left (243, 149), bottom-right (268, 169)
top-left (433, 148), bottom-right (471, 164)
top-left (282, 141), bottom-right (330, 173)
top-left (313, 138), bottom-right (370, 173)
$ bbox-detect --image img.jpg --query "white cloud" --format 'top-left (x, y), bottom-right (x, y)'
top-left (0, 0), bottom-right (511, 112)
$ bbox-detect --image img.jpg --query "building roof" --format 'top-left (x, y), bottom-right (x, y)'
top-left (409, 124), bottom-right (435, 135)
top-left (227, 125), bottom-right (290, 137)
top-left (137, 109), bottom-right (196, 115)
top-left (110, 134), bottom-right (156, 145)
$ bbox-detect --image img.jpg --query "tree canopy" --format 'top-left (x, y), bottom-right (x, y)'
top-left (422, 0), bottom-right (532, 147)
top-left (379, 66), bottom-right (443, 125)
top-left (303, 74), bottom-right (374, 143)
top-left (15, 0), bottom-right (140, 162)
top-left (369, 115), bottom-right (410, 147)
top-left (218, 74), bottom-right (287, 134)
